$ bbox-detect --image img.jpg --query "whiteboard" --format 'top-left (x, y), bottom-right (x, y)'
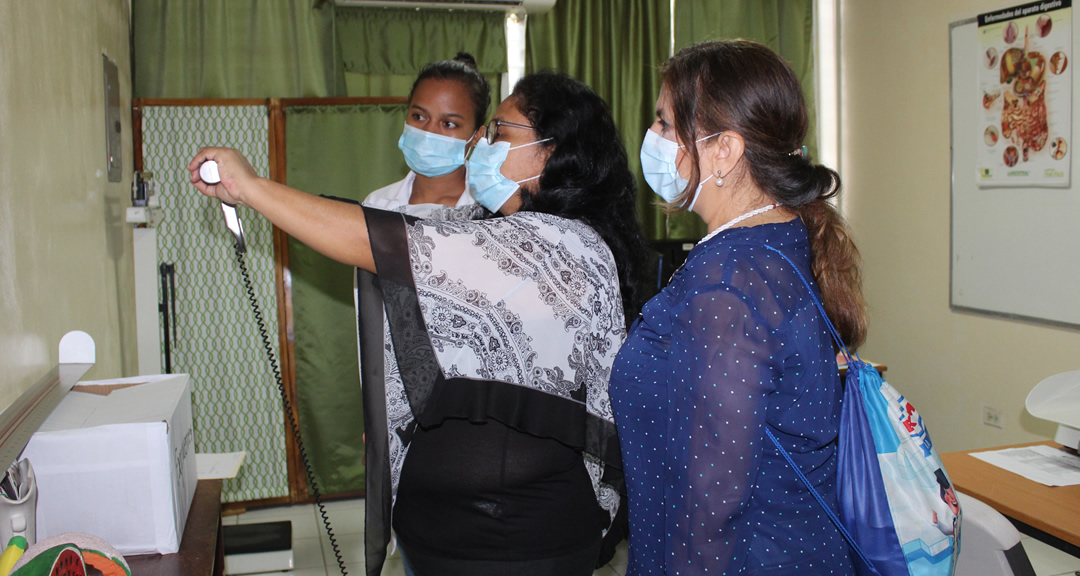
top-left (950, 16), bottom-right (1080, 328)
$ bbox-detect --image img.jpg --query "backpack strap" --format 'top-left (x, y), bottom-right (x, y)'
top-left (760, 244), bottom-right (881, 575)
top-left (760, 244), bottom-right (856, 365)
top-left (765, 428), bottom-right (879, 575)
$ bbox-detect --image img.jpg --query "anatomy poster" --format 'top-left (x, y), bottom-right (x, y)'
top-left (978, 0), bottom-right (1071, 187)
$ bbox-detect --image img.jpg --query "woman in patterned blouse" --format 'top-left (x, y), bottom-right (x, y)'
top-left (189, 72), bottom-right (649, 576)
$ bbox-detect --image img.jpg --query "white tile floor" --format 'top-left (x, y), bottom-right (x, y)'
top-left (224, 498), bottom-right (626, 576)
top-left (225, 500), bottom-right (1080, 576)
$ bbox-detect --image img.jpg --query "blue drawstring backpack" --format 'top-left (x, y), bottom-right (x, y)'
top-left (763, 245), bottom-right (961, 576)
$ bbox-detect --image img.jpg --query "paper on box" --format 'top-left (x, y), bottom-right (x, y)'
top-left (20, 374), bottom-right (198, 555)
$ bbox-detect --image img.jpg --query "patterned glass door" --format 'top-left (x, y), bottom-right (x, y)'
top-left (140, 104), bottom-right (288, 503)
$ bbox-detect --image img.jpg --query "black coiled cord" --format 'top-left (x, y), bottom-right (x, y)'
top-left (235, 247), bottom-right (348, 576)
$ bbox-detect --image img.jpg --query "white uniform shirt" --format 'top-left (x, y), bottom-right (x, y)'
top-left (362, 171), bottom-right (475, 217)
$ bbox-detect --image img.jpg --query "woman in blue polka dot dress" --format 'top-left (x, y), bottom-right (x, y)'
top-left (610, 40), bottom-right (869, 575)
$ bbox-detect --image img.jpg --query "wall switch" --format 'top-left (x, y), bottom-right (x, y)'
top-left (982, 405), bottom-right (1003, 429)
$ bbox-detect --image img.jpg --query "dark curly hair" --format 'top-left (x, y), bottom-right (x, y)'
top-left (511, 72), bottom-right (652, 325)
top-left (409, 52), bottom-right (491, 132)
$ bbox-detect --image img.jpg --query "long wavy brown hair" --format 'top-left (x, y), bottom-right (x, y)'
top-left (662, 40), bottom-right (868, 348)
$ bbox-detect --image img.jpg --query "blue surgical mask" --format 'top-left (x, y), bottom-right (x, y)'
top-left (466, 138), bottom-right (550, 213)
top-left (640, 129), bottom-right (687, 204)
top-left (398, 123), bottom-right (468, 177)
top-left (640, 130), bottom-right (720, 210)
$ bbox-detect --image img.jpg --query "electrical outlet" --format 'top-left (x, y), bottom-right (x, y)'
top-left (982, 405), bottom-right (1003, 429)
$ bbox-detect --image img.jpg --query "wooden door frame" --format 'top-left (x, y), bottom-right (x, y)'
top-left (133, 96), bottom-right (406, 512)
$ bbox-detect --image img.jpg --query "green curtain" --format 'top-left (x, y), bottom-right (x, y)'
top-left (343, 74), bottom-right (418, 98)
top-left (337, 7), bottom-right (506, 104)
top-left (525, 0), bottom-right (673, 240)
top-left (337, 7), bottom-right (507, 74)
top-left (285, 104), bottom-right (409, 494)
top-left (526, 0), bottom-right (817, 241)
top-left (674, 0), bottom-right (818, 169)
top-left (133, 0), bottom-right (344, 98)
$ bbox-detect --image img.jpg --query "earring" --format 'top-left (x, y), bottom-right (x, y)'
top-left (715, 170), bottom-right (724, 187)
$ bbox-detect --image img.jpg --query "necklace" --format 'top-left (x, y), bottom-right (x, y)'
top-left (698, 204), bottom-right (776, 245)
top-left (666, 203), bottom-right (779, 285)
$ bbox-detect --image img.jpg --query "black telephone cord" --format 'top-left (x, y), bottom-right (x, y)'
top-left (236, 247), bottom-right (348, 576)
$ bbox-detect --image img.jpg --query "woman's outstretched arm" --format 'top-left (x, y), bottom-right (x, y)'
top-left (188, 147), bottom-right (376, 272)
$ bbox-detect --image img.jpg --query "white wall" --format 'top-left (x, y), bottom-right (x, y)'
top-left (0, 2), bottom-right (136, 411)
top-left (840, 0), bottom-right (1077, 453)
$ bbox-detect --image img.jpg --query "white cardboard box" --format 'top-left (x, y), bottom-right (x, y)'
top-left (20, 374), bottom-right (198, 555)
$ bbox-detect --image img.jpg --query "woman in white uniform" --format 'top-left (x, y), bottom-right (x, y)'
top-left (353, 59), bottom-right (491, 558)
top-left (363, 53), bottom-right (490, 216)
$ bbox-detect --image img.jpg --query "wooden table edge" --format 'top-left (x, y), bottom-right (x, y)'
top-left (125, 478), bottom-right (224, 575)
top-left (942, 440), bottom-right (1080, 549)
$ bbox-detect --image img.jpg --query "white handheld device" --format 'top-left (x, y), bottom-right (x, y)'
top-left (200, 160), bottom-right (246, 254)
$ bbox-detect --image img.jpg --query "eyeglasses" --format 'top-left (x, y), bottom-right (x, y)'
top-left (483, 119), bottom-right (536, 145)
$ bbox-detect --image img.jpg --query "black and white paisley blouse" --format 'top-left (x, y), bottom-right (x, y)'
top-left (356, 204), bottom-right (624, 574)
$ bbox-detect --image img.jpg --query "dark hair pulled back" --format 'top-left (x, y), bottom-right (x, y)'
top-left (511, 71), bottom-right (652, 325)
top-left (663, 40), bottom-right (867, 348)
top-left (410, 52), bottom-right (491, 131)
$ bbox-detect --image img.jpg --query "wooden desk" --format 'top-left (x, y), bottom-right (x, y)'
top-left (941, 441), bottom-right (1080, 553)
top-left (126, 479), bottom-right (225, 576)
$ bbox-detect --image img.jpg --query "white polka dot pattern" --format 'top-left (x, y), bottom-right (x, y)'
top-left (610, 219), bottom-right (855, 575)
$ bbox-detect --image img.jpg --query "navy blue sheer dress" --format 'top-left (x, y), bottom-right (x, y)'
top-left (610, 218), bottom-right (855, 575)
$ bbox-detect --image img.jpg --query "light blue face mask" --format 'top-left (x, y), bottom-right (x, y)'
top-left (640, 129), bottom-right (719, 211)
top-left (397, 123), bottom-right (469, 177)
top-left (640, 129), bottom-right (687, 204)
top-left (466, 137), bottom-right (550, 213)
